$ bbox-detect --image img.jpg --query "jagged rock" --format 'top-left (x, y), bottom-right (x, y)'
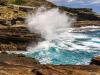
top-left (90, 56), bottom-right (100, 66)
top-left (0, 53), bottom-right (100, 75)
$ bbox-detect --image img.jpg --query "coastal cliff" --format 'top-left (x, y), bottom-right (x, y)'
top-left (0, 0), bottom-right (100, 51)
top-left (0, 0), bottom-right (100, 75)
top-left (0, 0), bottom-right (100, 26)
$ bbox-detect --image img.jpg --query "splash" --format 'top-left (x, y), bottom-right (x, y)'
top-left (26, 7), bottom-right (75, 41)
top-left (25, 7), bottom-right (100, 65)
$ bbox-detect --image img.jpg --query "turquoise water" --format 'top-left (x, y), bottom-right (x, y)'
top-left (25, 29), bottom-right (100, 65)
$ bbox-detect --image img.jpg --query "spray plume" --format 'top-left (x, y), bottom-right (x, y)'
top-left (26, 7), bottom-right (75, 41)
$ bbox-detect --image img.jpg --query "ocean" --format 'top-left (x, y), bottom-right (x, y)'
top-left (24, 27), bottom-right (100, 65)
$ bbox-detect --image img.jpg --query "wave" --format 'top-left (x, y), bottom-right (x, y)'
top-left (24, 7), bottom-right (100, 65)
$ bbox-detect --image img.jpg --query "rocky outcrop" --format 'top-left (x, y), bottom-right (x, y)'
top-left (0, 52), bottom-right (39, 75)
top-left (58, 6), bottom-right (100, 21)
top-left (0, 25), bottom-right (42, 51)
top-left (90, 56), bottom-right (100, 66)
top-left (0, 52), bottom-right (100, 75)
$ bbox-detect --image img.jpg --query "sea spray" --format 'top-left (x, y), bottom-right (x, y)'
top-left (26, 8), bottom-right (75, 41)
top-left (26, 7), bottom-right (75, 51)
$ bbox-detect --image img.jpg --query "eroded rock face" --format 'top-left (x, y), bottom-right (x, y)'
top-left (0, 52), bottom-right (100, 75)
top-left (90, 56), bottom-right (100, 66)
top-left (0, 25), bottom-right (43, 51)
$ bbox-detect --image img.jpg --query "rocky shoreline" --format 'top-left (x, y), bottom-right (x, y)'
top-left (0, 0), bottom-right (100, 75)
top-left (0, 52), bottom-right (99, 75)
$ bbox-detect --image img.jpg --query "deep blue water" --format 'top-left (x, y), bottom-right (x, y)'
top-left (25, 29), bottom-right (100, 65)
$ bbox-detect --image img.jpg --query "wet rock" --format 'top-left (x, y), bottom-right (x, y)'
top-left (90, 56), bottom-right (100, 66)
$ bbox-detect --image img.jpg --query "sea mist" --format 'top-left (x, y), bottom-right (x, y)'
top-left (26, 7), bottom-right (75, 50)
top-left (26, 7), bottom-right (75, 41)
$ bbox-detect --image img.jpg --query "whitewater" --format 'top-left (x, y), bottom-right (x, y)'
top-left (23, 7), bottom-right (100, 65)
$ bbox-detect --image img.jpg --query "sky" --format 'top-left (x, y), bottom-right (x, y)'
top-left (48, 0), bottom-right (100, 14)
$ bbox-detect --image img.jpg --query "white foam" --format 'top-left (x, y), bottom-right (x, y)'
top-left (83, 41), bottom-right (100, 48)
top-left (26, 8), bottom-right (75, 41)
top-left (91, 38), bottom-right (100, 42)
